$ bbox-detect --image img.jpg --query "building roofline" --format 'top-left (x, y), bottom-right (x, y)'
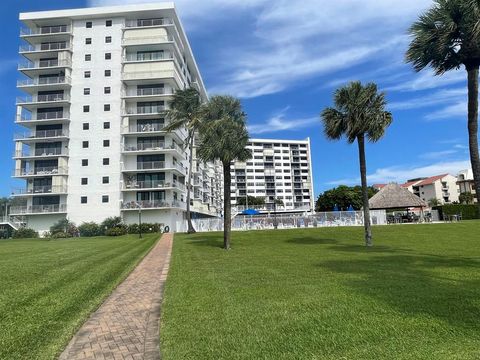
top-left (249, 138), bottom-right (310, 144)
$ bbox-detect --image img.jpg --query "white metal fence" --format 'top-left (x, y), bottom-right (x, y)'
top-left (187, 210), bottom-right (387, 233)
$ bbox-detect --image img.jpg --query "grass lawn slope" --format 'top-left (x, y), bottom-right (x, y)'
top-left (161, 222), bottom-right (480, 360)
top-left (0, 234), bottom-right (158, 360)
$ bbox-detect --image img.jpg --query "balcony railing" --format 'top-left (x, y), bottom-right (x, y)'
top-left (121, 200), bottom-right (185, 210)
top-left (13, 166), bottom-right (67, 177)
top-left (15, 129), bottom-right (68, 140)
top-left (19, 42), bottom-right (70, 52)
top-left (124, 87), bottom-right (174, 97)
top-left (124, 18), bottom-right (174, 28)
top-left (19, 59), bottom-right (72, 71)
top-left (17, 94), bottom-right (69, 104)
top-left (12, 185), bottom-right (68, 195)
top-left (14, 148), bottom-right (68, 158)
top-left (124, 180), bottom-right (185, 191)
top-left (122, 35), bottom-right (174, 46)
top-left (17, 111), bottom-right (68, 123)
top-left (17, 76), bottom-right (71, 87)
top-left (10, 204), bottom-right (67, 215)
top-left (21, 25), bottom-right (70, 36)
top-left (123, 142), bottom-right (184, 153)
top-left (129, 161), bottom-right (186, 174)
top-left (123, 105), bottom-right (166, 115)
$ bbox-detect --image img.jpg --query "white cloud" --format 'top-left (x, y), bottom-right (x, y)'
top-left (248, 107), bottom-right (318, 134)
top-left (385, 69), bottom-right (466, 92)
top-left (419, 149), bottom-right (459, 160)
top-left (389, 88), bottom-right (466, 111)
top-left (425, 101), bottom-right (467, 121)
top-left (327, 160), bottom-right (471, 185)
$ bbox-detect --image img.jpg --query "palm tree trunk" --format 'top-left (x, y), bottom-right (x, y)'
top-left (223, 161), bottom-right (232, 250)
top-left (466, 65), bottom-right (480, 209)
top-left (357, 135), bottom-right (372, 247)
top-left (185, 135), bottom-right (196, 233)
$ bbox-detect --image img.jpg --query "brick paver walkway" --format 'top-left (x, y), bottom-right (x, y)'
top-left (59, 233), bottom-right (173, 360)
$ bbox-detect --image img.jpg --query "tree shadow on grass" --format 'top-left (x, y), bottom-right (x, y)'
top-left (286, 237), bottom-right (338, 245)
top-left (319, 253), bottom-right (480, 329)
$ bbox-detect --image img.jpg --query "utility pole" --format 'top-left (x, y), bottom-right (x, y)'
top-left (137, 202), bottom-right (142, 239)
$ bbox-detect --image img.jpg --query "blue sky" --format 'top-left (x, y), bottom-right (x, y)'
top-left (0, 0), bottom-right (474, 198)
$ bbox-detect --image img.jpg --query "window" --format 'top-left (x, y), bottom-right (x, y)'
top-left (105, 36), bottom-right (112, 43)
top-left (105, 52), bottom-right (111, 60)
top-left (103, 140), bottom-right (110, 147)
top-left (104, 70), bottom-right (111, 77)
top-left (102, 176), bottom-right (109, 184)
top-left (86, 21), bottom-right (92, 28)
top-left (103, 158), bottom-right (109, 165)
top-left (85, 54), bottom-right (91, 61)
top-left (83, 123), bottom-right (89, 130)
top-left (102, 195), bottom-right (109, 203)
top-left (82, 159), bottom-right (88, 166)
top-left (104, 87), bottom-right (111, 94)
top-left (83, 105), bottom-right (90, 112)
top-left (81, 196), bottom-right (88, 204)
top-left (104, 104), bottom-right (110, 111)
top-left (106, 20), bottom-right (112, 27)
top-left (84, 71), bottom-right (91, 78)
top-left (81, 178), bottom-right (88, 185)
top-left (82, 141), bottom-right (89, 148)
top-left (103, 122), bottom-right (110, 129)
top-left (85, 38), bottom-right (92, 45)
top-left (84, 88), bottom-right (90, 95)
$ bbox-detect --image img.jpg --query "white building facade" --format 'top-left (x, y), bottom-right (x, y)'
top-left (231, 138), bottom-right (315, 213)
top-left (457, 169), bottom-right (477, 203)
top-left (11, 3), bottom-right (221, 232)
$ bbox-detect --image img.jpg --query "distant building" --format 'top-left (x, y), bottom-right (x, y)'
top-left (374, 174), bottom-right (460, 205)
top-left (231, 138), bottom-right (315, 213)
top-left (457, 169), bottom-right (477, 203)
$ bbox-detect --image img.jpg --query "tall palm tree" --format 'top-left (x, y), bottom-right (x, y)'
top-left (197, 95), bottom-right (251, 250)
top-left (321, 81), bottom-right (392, 247)
top-left (406, 0), bottom-right (480, 208)
top-left (165, 87), bottom-right (205, 233)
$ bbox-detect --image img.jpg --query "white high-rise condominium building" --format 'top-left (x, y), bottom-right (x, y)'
top-left (231, 138), bottom-right (315, 213)
top-left (11, 3), bottom-right (222, 233)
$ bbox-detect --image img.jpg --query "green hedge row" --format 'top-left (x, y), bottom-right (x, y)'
top-left (434, 204), bottom-right (480, 220)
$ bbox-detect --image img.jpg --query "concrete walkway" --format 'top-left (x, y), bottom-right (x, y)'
top-left (59, 233), bottom-right (173, 360)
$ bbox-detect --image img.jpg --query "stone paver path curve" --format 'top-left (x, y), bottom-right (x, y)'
top-left (59, 233), bottom-right (173, 360)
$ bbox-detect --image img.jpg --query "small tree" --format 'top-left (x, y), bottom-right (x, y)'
top-left (459, 192), bottom-right (475, 204)
top-left (197, 95), bottom-right (251, 250)
top-left (428, 198), bottom-right (442, 207)
top-left (50, 218), bottom-right (78, 237)
top-left (236, 196), bottom-right (265, 206)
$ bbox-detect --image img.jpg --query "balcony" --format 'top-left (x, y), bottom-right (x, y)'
top-left (123, 86), bottom-right (174, 98)
top-left (20, 25), bottom-right (71, 37)
top-left (124, 18), bottom-right (174, 28)
top-left (15, 129), bottom-right (68, 141)
top-left (10, 203), bottom-right (67, 215)
top-left (16, 111), bottom-right (69, 125)
top-left (17, 76), bottom-right (71, 88)
top-left (123, 161), bottom-right (187, 175)
top-left (13, 166), bottom-right (67, 177)
top-left (123, 105), bottom-right (166, 116)
top-left (123, 180), bottom-right (186, 191)
top-left (12, 185), bottom-right (68, 196)
top-left (19, 42), bottom-right (71, 53)
top-left (121, 200), bottom-right (185, 211)
top-left (122, 141), bottom-right (185, 157)
top-left (17, 93), bottom-right (69, 106)
top-left (122, 35), bottom-right (174, 47)
top-left (14, 148), bottom-right (68, 159)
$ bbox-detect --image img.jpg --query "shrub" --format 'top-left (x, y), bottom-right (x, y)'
top-left (12, 227), bottom-right (39, 239)
top-left (51, 231), bottom-right (71, 239)
top-left (101, 217), bottom-right (123, 234)
top-left (434, 204), bottom-right (480, 220)
top-left (78, 222), bottom-right (101, 237)
top-left (127, 223), bottom-right (163, 234)
top-left (127, 223), bottom-right (139, 234)
top-left (50, 219), bottom-right (78, 237)
top-left (105, 226), bottom-right (127, 236)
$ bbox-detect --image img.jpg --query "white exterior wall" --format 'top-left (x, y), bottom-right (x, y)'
top-left (12, 4), bottom-right (221, 233)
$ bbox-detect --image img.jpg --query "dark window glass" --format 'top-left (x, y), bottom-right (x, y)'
top-left (103, 158), bottom-right (109, 165)
top-left (83, 123), bottom-right (89, 130)
top-left (83, 105), bottom-right (89, 112)
top-left (104, 87), bottom-right (111, 94)
top-left (81, 178), bottom-right (88, 185)
top-left (105, 70), bottom-right (111, 77)
top-left (102, 176), bottom-right (109, 184)
top-left (102, 195), bottom-right (109, 203)
top-left (103, 140), bottom-right (110, 147)
top-left (84, 88), bottom-right (90, 95)
top-left (85, 54), bottom-right (91, 61)
top-left (105, 36), bottom-right (112, 43)
top-left (105, 53), bottom-right (111, 60)
top-left (82, 159), bottom-right (88, 166)
top-left (104, 122), bottom-right (110, 129)
top-left (86, 22), bottom-right (92, 28)
top-left (82, 141), bottom-right (89, 148)
top-left (104, 104), bottom-right (110, 111)
top-left (84, 71), bottom-right (91, 78)
top-left (81, 196), bottom-right (88, 204)
top-left (106, 20), bottom-right (112, 27)
top-left (85, 38), bottom-right (92, 44)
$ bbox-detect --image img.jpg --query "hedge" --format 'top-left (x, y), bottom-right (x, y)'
top-left (434, 204), bottom-right (480, 220)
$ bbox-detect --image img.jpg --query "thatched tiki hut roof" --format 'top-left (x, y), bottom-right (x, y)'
top-left (369, 183), bottom-right (428, 210)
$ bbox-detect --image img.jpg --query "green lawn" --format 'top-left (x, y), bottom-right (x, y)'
top-left (0, 234), bottom-right (158, 360)
top-left (161, 222), bottom-right (480, 360)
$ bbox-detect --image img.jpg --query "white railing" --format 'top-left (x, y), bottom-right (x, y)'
top-left (15, 129), bottom-right (68, 139)
top-left (14, 148), bottom-right (68, 158)
top-left (19, 42), bottom-right (70, 52)
top-left (124, 18), bottom-right (173, 28)
top-left (121, 200), bottom-right (185, 210)
top-left (124, 87), bottom-right (174, 96)
top-left (13, 167), bottom-right (67, 177)
top-left (123, 180), bottom-right (185, 191)
top-left (129, 161), bottom-right (186, 174)
top-left (20, 25), bottom-right (70, 36)
top-left (10, 204), bottom-right (67, 215)
top-left (18, 59), bottom-right (71, 70)
top-left (17, 94), bottom-right (69, 104)
top-left (123, 142), bottom-right (184, 154)
top-left (123, 105), bottom-right (166, 115)
top-left (122, 35), bottom-right (174, 46)
top-left (17, 76), bottom-right (70, 87)
top-left (12, 185), bottom-right (68, 195)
